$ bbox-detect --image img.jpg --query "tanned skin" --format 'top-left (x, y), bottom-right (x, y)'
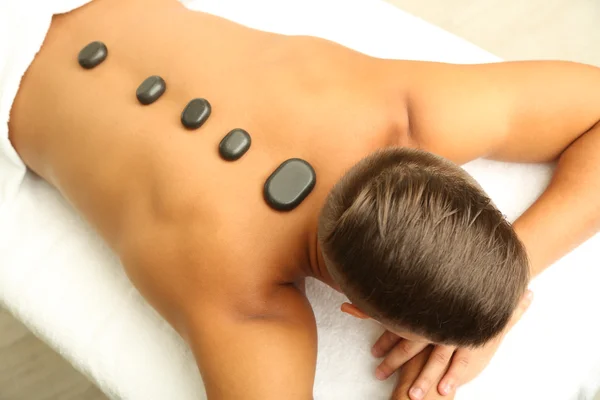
top-left (9, 0), bottom-right (600, 399)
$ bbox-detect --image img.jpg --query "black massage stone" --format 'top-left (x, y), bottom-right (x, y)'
top-left (264, 159), bottom-right (316, 212)
top-left (219, 129), bottom-right (251, 161)
top-left (181, 98), bottom-right (212, 130)
top-left (136, 76), bottom-right (166, 105)
top-left (78, 41), bottom-right (108, 69)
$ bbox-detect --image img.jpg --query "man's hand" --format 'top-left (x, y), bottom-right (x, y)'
top-left (376, 291), bottom-right (532, 400)
top-left (391, 346), bottom-right (453, 400)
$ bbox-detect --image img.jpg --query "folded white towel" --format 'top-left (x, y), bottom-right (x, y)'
top-left (1, 0), bottom-right (599, 399)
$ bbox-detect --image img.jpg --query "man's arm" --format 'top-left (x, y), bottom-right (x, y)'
top-left (383, 59), bottom-right (600, 399)
top-left (396, 60), bottom-right (600, 276)
top-left (185, 286), bottom-right (317, 400)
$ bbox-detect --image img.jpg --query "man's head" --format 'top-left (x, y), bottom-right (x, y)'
top-left (317, 148), bottom-right (530, 347)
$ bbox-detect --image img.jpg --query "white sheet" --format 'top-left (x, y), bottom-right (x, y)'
top-left (1, 0), bottom-right (600, 399)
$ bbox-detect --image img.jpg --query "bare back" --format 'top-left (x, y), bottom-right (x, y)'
top-left (8, 1), bottom-right (401, 382)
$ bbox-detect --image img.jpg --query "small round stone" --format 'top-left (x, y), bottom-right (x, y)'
top-left (264, 159), bottom-right (316, 212)
top-left (181, 98), bottom-right (212, 130)
top-left (219, 129), bottom-right (251, 161)
top-left (136, 76), bottom-right (166, 105)
top-left (78, 41), bottom-right (108, 69)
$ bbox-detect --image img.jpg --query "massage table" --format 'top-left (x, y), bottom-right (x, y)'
top-left (1, 0), bottom-right (599, 398)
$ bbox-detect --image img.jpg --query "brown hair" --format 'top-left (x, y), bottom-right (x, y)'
top-left (318, 148), bottom-right (529, 347)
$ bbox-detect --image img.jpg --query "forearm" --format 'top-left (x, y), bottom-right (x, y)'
top-left (513, 122), bottom-right (600, 278)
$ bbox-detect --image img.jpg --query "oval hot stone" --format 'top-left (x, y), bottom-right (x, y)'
top-left (136, 76), bottom-right (166, 105)
top-left (78, 41), bottom-right (108, 69)
top-left (264, 159), bottom-right (316, 212)
top-left (219, 129), bottom-right (251, 161)
top-left (181, 98), bottom-right (212, 130)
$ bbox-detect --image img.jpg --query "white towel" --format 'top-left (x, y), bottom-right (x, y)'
top-left (1, 0), bottom-right (600, 399)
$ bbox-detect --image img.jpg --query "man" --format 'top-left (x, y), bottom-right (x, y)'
top-left (6, 0), bottom-right (600, 399)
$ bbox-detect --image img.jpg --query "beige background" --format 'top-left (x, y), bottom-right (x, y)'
top-left (1, 0), bottom-right (599, 399)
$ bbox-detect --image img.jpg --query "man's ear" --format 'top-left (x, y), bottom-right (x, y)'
top-left (341, 302), bottom-right (370, 320)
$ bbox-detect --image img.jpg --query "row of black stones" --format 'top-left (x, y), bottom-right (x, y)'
top-left (77, 41), bottom-right (316, 211)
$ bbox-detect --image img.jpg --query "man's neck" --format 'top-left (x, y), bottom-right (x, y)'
top-left (306, 228), bottom-right (341, 291)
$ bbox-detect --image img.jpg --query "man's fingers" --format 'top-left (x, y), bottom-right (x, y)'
top-left (387, 290), bottom-right (532, 400)
top-left (393, 346), bottom-right (433, 400)
top-left (408, 346), bottom-right (455, 400)
top-left (376, 340), bottom-right (428, 381)
top-left (438, 349), bottom-right (470, 396)
top-left (372, 330), bottom-right (401, 358)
